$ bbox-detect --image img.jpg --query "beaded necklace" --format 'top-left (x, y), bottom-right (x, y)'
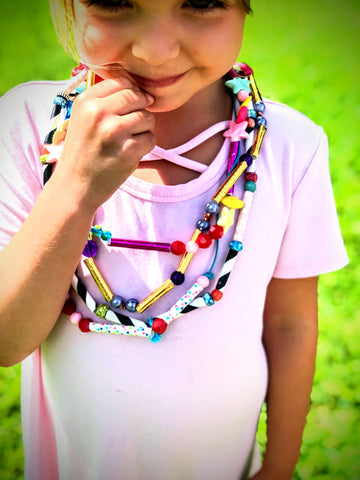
top-left (41, 63), bottom-right (267, 342)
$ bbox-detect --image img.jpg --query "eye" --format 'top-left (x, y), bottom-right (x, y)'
top-left (87, 0), bottom-right (132, 13)
top-left (182, 0), bottom-right (226, 12)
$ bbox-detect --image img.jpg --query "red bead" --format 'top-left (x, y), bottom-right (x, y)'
top-left (78, 318), bottom-right (91, 333)
top-left (209, 225), bottom-right (224, 240)
top-left (171, 240), bottom-right (186, 255)
top-left (211, 289), bottom-right (223, 301)
top-left (245, 172), bottom-right (258, 182)
top-left (152, 318), bottom-right (168, 334)
top-left (41, 145), bottom-right (50, 155)
top-left (62, 299), bottom-right (77, 315)
top-left (196, 233), bottom-right (212, 249)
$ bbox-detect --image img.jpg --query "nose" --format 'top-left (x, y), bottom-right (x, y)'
top-left (131, 17), bottom-right (180, 66)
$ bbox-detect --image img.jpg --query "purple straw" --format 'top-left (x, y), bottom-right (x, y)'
top-left (109, 238), bottom-right (171, 252)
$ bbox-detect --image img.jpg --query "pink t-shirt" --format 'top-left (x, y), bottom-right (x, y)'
top-left (0, 81), bottom-right (348, 480)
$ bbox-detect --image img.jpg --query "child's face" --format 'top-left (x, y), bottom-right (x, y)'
top-left (73, 0), bottom-right (246, 112)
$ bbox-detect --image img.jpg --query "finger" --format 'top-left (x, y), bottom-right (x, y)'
top-left (99, 110), bottom-right (155, 139)
top-left (102, 88), bottom-right (154, 115)
top-left (88, 77), bottom-right (140, 98)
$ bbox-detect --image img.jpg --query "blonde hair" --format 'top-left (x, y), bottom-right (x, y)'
top-left (49, 0), bottom-right (79, 59)
top-left (49, 0), bottom-right (252, 59)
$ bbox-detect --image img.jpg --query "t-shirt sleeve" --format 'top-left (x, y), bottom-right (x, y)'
top-left (0, 84), bottom-right (45, 249)
top-left (273, 127), bottom-right (348, 278)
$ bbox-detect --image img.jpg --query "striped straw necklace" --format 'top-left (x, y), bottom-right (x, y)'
top-left (40, 63), bottom-right (267, 342)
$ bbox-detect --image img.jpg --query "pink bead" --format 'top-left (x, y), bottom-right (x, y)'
top-left (237, 89), bottom-right (250, 102)
top-left (247, 118), bottom-right (255, 128)
top-left (197, 275), bottom-right (210, 288)
top-left (236, 106), bottom-right (248, 123)
top-left (186, 241), bottom-right (199, 254)
top-left (70, 312), bottom-right (82, 324)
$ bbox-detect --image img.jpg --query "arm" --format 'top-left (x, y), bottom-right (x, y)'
top-left (251, 276), bottom-right (318, 480)
top-left (0, 78), bottom-right (154, 366)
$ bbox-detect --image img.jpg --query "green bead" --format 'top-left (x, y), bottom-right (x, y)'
top-left (95, 304), bottom-right (109, 319)
top-left (244, 181), bottom-right (256, 192)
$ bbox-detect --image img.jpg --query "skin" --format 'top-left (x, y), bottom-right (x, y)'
top-left (0, 1), bottom-right (319, 478)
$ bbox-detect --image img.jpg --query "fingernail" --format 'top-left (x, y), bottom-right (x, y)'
top-left (145, 94), bottom-right (155, 106)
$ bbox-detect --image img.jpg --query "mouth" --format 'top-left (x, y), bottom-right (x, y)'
top-left (127, 71), bottom-right (187, 89)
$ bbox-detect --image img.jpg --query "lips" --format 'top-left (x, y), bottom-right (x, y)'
top-left (128, 71), bottom-right (187, 89)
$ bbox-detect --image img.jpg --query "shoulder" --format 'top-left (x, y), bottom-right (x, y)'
top-left (263, 98), bottom-right (326, 154)
top-left (0, 80), bottom-right (68, 145)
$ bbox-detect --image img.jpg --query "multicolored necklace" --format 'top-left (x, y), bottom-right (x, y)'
top-left (40, 63), bottom-right (267, 342)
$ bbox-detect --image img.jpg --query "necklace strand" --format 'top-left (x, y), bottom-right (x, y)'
top-left (41, 63), bottom-right (267, 341)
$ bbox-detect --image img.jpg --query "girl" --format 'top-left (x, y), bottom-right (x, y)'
top-left (0, 1), bottom-right (348, 479)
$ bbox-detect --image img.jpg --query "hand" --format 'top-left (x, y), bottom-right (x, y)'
top-left (54, 77), bottom-right (155, 210)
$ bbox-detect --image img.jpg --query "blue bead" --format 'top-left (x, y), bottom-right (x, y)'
top-left (91, 226), bottom-right (102, 237)
top-left (254, 102), bottom-right (266, 114)
top-left (256, 116), bottom-right (267, 127)
top-left (230, 240), bottom-right (243, 252)
top-left (101, 230), bottom-right (112, 242)
top-left (203, 293), bottom-right (215, 306)
top-left (240, 154), bottom-right (253, 168)
top-left (109, 295), bottom-right (122, 309)
top-left (171, 271), bottom-right (185, 285)
top-left (196, 219), bottom-right (210, 232)
top-left (54, 96), bottom-right (68, 108)
top-left (248, 109), bottom-right (257, 119)
top-left (126, 298), bottom-right (138, 312)
top-left (244, 181), bottom-right (256, 192)
top-left (205, 200), bottom-right (220, 215)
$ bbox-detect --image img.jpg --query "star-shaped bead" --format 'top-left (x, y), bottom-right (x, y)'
top-left (225, 77), bottom-right (251, 94)
top-left (223, 121), bottom-right (249, 141)
top-left (217, 207), bottom-right (235, 233)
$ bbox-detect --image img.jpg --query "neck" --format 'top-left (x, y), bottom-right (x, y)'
top-left (153, 78), bottom-right (232, 149)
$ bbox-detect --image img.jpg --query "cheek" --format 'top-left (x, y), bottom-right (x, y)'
top-left (74, 20), bottom-right (125, 67)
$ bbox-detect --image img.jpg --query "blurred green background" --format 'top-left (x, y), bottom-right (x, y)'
top-left (0, 0), bottom-right (359, 479)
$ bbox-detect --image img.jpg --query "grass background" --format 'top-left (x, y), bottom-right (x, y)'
top-left (0, 0), bottom-right (359, 478)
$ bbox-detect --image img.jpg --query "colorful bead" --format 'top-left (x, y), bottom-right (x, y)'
top-left (91, 225), bottom-right (103, 237)
top-left (136, 279), bottom-right (174, 313)
top-left (254, 101), bottom-right (266, 114)
top-left (109, 295), bottom-right (122, 309)
top-left (78, 318), bottom-right (91, 333)
top-left (95, 304), bottom-right (109, 318)
top-left (251, 124), bottom-right (267, 158)
top-left (101, 230), bottom-right (112, 242)
top-left (70, 312), bottom-right (82, 324)
top-left (185, 241), bottom-right (199, 254)
top-left (221, 196), bottom-right (244, 209)
top-left (230, 240), bottom-right (243, 252)
top-left (245, 172), bottom-right (258, 182)
top-left (211, 289), bottom-right (223, 301)
top-left (171, 240), bottom-right (186, 255)
top-left (197, 275), bottom-right (210, 288)
top-left (236, 106), bottom-right (248, 123)
top-left (247, 118), bottom-right (255, 128)
top-left (151, 318), bottom-right (168, 334)
top-left (209, 225), bottom-right (224, 239)
top-left (170, 271), bottom-right (185, 285)
top-left (223, 120), bottom-right (249, 141)
top-left (256, 116), bottom-right (267, 127)
top-left (125, 299), bottom-right (138, 312)
top-left (225, 77), bottom-right (251, 94)
top-left (196, 219), bottom-right (210, 232)
top-left (82, 240), bottom-right (98, 258)
top-left (196, 233), bottom-right (212, 249)
top-left (244, 181), bottom-right (257, 192)
top-left (237, 89), bottom-right (250, 102)
top-left (62, 298), bottom-right (76, 315)
top-left (203, 293), bottom-right (215, 306)
top-left (205, 199), bottom-right (220, 215)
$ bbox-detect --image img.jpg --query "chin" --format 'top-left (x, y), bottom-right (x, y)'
top-left (146, 94), bottom-right (194, 114)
